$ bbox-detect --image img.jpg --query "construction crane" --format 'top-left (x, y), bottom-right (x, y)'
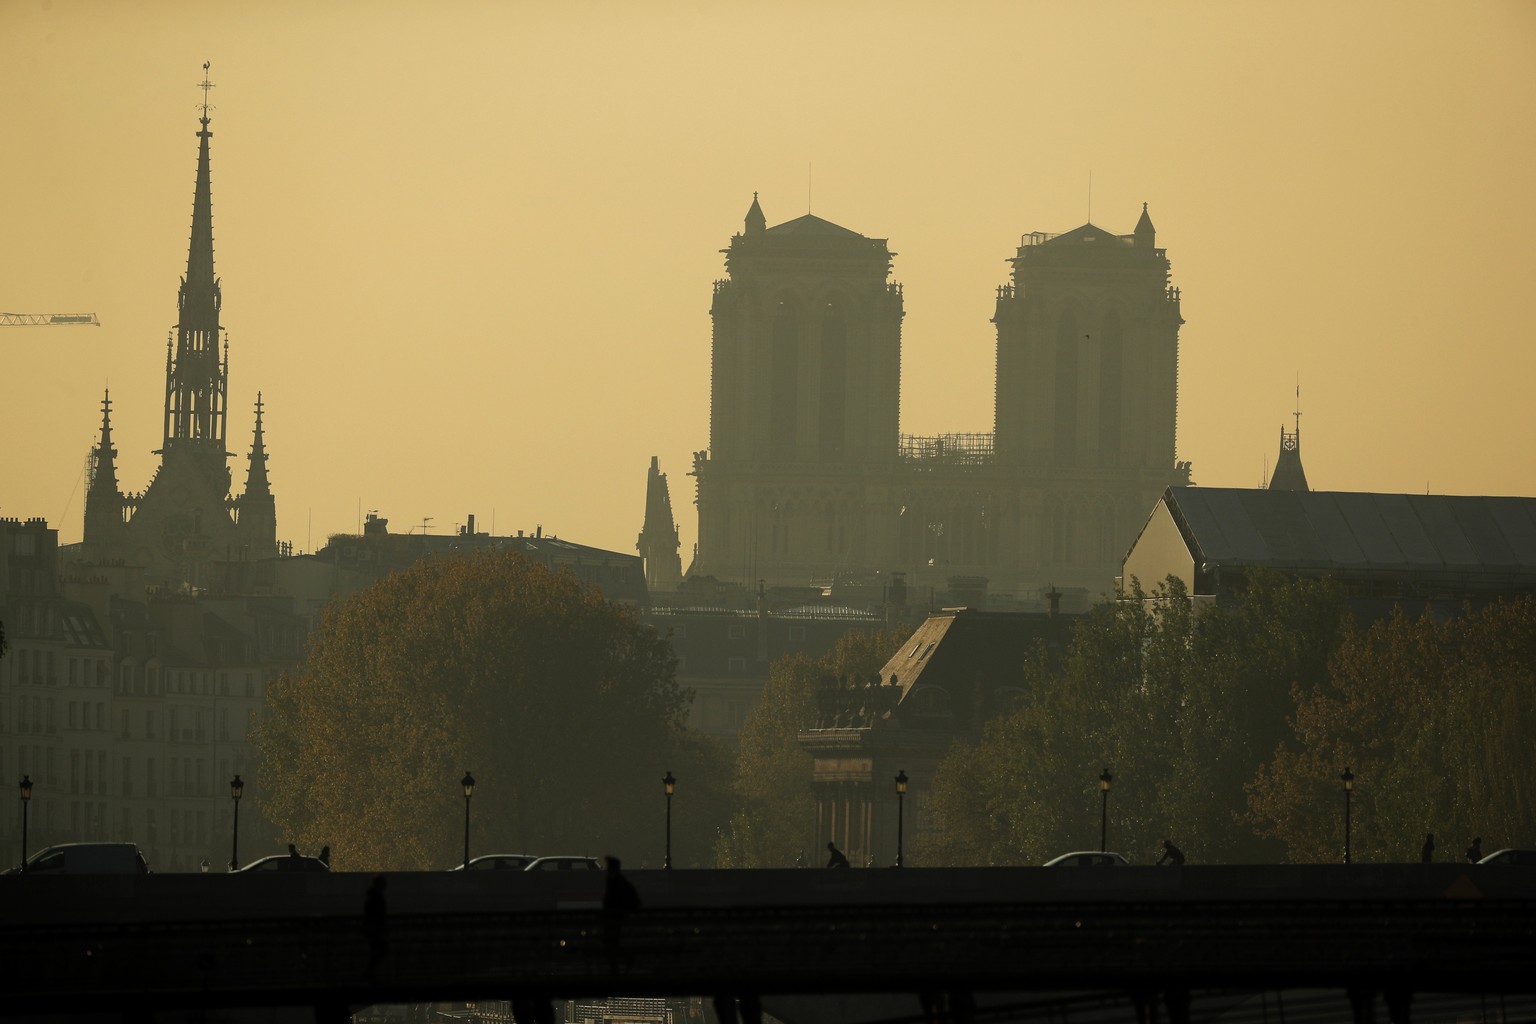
top-left (1, 312), bottom-right (100, 327)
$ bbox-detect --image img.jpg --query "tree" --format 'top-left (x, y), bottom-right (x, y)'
top-left (920, 573), bottom-right (1349, 865)
top-left (716, 625), bottom-right (910, 868)
top-left (257, 548), bottom-right (727, 871)
top-left (1246, 596), bottom-right (1536, 862)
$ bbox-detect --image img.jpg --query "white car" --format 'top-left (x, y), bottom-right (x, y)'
top-left (1043, 851), bottom-right (1130, 867)
top-left (524, 856), bottom-right (601, 871)
top-left (1476, 848), bottom-right (1536, 866)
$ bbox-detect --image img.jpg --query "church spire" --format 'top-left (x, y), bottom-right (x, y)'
top-left (1268, 387), bottom-right (1310, 492)
top-left (243, 392), bottom-right (271, 497)
top-left (89, 389), bottom-right (121, 497)
top-left (83, 389), bottom-right (127, 546)
top-left (162, 61), bottom-right (228, 456)
top-left (636, 456), bottom-right (683, 590)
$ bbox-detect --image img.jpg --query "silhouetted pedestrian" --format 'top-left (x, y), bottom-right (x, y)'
top-left (1157, 838), bottom-right (1185, 866)
top-left (825, 842), bottom-right (849, 869)
top-left (364, 875), bottom-right (388, 980)
top-left (602, 855), bottom-right (640, 973)
top-left (1421, 832), bottom-right (1435, 863)
top-left (319, 845), bottom-right (331, 867)
top-left (288, 843), bottom-right (300, 858)
top-left (1466, 837), bottom-right (1482, 863)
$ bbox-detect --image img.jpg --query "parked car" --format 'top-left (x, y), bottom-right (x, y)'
top-left (452, 854), bottom-right (541, 872)
top-left (1043, 851), bottom-right (1130, 867)
top-left (234, 854), bottom-right (331, 873)
top-left (4, 842), bottom-right (151, 875)
top-left (524, 856), bottom-right (602, 872)
top-left (1476, 849), bottom-right (1536, 866)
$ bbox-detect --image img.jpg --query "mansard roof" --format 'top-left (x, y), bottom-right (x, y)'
top-left (1158, 486), bottom-right (1536, 586)
top-left (765, 213), bottom-right (866, 238)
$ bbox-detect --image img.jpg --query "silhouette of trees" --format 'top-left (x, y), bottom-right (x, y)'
top-left (919, 574), bottom-right (1348, 865)
top-left (257, 548), bottom-right (723, 870)
top-left (716, 626), bottom-right (910, 868)
top-left (1247, 595), bottom-right (1536, 862)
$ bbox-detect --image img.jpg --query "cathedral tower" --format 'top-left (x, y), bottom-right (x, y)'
top-left (993, 204), bottom-right (1182, 470)
top-left (81, 67), bottom-right (276, 584)
top-left (691, 196), bottom-right (904, 584)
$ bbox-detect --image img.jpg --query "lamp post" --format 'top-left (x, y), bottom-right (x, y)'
top-left (228, 774), bottom-right (243, 872)
top-left (663, 771), bottom-right (676, 870)
top-left (1098, 767), bottom-right (1113, 852)
top-left (894, 770), bottom-right (908, 868)
top-left (1341, 767), bottom-right (1354, 865)
top-left (461, 772), bottom-right (475, 870)
top-left (19, 776), bottom-right (33, 870)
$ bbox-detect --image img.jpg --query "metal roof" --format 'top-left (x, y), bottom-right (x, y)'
top-left (1165, 487), bottom-right (1536, 583)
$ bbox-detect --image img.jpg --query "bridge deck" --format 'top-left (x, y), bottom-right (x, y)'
top-left (3, 866), bottom-right (1533, 1013)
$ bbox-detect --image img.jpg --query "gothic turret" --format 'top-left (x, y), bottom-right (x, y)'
top-left (82, 390), bottom-right (128, 546)
top-left (637, 456), bottom-right (682, 591)
top-left (744, 192), bottom-right (766, 236)
top-left (1134, 202), bottom-right (1156, 248)
top-left (234, 393), bottom-right (277, 556)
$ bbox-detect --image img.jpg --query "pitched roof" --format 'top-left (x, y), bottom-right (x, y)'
top-left (1163, 487), bottom-right (1536, 584)
top-left (1042, 222), bottom-right (1133, 248)
top-left (764, 213), bottom-right (865, 238)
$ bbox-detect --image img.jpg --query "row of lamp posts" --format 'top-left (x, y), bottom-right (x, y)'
top-left (14, 765), bottom-right (1364, 870)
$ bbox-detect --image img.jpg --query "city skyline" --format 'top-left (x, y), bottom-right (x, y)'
top-left (3, 1), bottom-right (1534, 571)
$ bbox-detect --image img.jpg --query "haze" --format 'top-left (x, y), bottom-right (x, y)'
top-left (4, 0), bottom-right (1534, 562)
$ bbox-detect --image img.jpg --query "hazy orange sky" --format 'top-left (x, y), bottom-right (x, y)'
top-left (4, 1), bottom-right (1534, 566)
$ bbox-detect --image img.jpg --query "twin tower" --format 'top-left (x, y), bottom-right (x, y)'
top-left (687, 196), bottom-right (1189, 601)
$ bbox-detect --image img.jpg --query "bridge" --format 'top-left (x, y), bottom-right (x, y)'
top-left (3, 865), bottom-right (1534, 1024)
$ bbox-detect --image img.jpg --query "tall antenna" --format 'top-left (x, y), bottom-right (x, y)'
top-left (1294, 377), bottom-right (1302, 436)
top-left (198, 61), bottom-right (215, 121)
top-left (808, 161), bottom-right (812, 213)
top-left (1088, 169), bottom-right (1093, 223)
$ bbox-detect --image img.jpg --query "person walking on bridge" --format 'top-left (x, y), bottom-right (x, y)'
top-left (826, 842), bottom-right (850, 868)
top-left (1421, 833), bottom-right (1436, 863)
top-left (1157, 838), bottom-right (1185, 866)
top-left (1466, 837), bottom-right (1482, 863)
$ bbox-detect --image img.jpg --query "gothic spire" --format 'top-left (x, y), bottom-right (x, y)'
top-left (162, 62), bottom-right (228, 455)
top-left (636, 456), bottom-right (683, 590)
top-left (89, 389), bottom-right (121, 497)
top-left (243, 392), bottom-right (271, 497)
top-left (82, 389), bottom-right (127, 546)
top-left (1268, 390), bottom-right (1310, 492)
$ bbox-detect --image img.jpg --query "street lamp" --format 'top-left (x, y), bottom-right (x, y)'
top-left (19, 776), bottom-right (33, 870)
top-left (228, 774), bottom-right (243, 871)
top-left (663, 771), bottom-right (676, 870)
top-left (1099, 767), bottom-right (1113, 852)
top-left (1341, 767), bottom-right (1354, 865)
top-left (461, 772), bottom-right (475, 870)
top-left (894, 770), bottom-right (908, 868)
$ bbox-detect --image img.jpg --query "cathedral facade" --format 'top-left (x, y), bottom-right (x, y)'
top-left (688, 197), bottom-right (1191, 602)
top-left (81, 96), bottom-right (276, 588)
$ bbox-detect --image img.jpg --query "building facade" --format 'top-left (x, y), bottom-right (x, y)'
top-left (689, 198), bottom-right (1191, 604)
